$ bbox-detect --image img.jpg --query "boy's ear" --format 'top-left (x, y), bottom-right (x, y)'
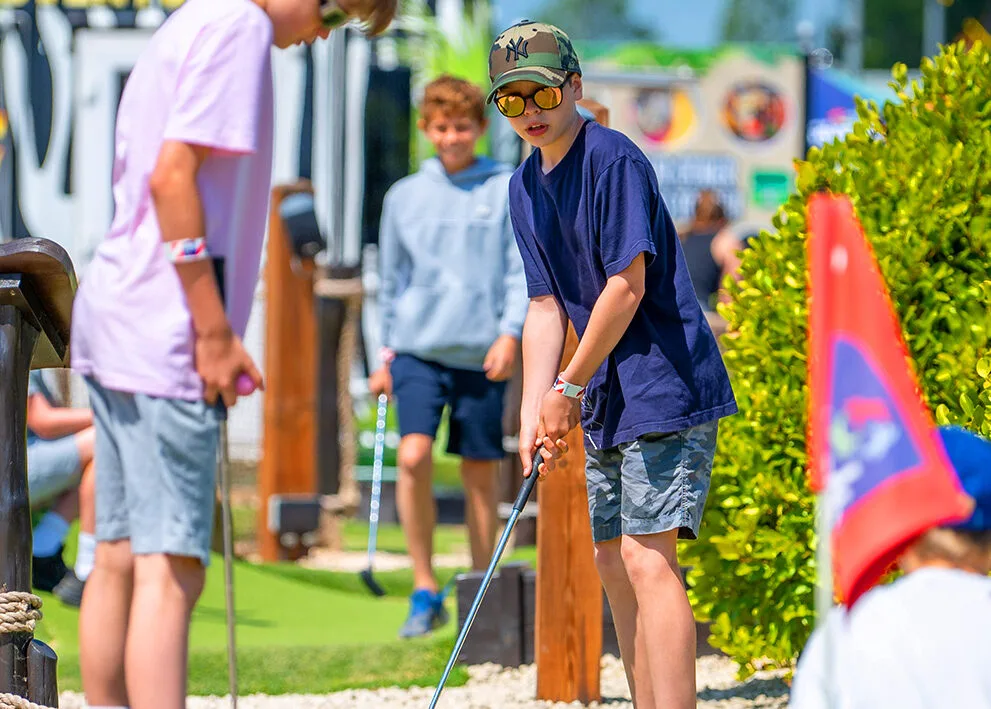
top-left (571, 74), bottom-right (584, 102)
top-left (416, 116), bottom-right (428, 132)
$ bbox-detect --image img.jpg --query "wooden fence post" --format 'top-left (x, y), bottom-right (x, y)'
top-left (258, 183), bottom-right (318, 562)
top-left (0, 238), bottom-right (76, 704)
top-left (535, 324), bottom-right (602, 703)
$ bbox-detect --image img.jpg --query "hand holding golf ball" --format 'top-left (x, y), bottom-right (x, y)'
top-left (235, 373), bottom-right (257, 396)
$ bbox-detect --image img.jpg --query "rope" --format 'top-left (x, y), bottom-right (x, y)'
top-left (335, 278), bottom-right (363, 512)
top-left (315, 275), bottom-right (364, 512)
top-left (0, 592), bottom-right (42, 634)
top-left (0, 693), bottom-right (52, 709)
top-left (0, 592), bottom-right (53, 709)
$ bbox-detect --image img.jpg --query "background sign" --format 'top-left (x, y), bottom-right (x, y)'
top-left (579, 46), bottom-right (805, 231)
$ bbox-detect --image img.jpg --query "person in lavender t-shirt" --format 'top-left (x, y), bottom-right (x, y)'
top-left (69, 1), bottom-right (396, 707)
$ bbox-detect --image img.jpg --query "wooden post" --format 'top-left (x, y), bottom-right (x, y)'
top-left (535, 324), bottom-right (602, 703)
top-left (0, 294), bottom-right (40, 698)
top-left (258, 183), bottom-right (318, 562)
top-left (0, 238), bottom-right (76, 703)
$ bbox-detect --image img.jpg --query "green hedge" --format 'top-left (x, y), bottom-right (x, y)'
top-left (683, 41), bottom-right (991, 676)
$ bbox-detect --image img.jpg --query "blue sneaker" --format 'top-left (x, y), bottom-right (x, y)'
top-left (399, 588), bottom-right (449, 638)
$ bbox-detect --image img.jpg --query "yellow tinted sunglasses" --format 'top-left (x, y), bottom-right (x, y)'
top-left (495, 81), bottom-right (567, 118)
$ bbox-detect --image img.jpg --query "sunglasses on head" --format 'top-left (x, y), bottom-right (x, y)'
top-left (319, 1), bottom-right (352, 30)
top-left (495, 79), bottom-right (568, 118)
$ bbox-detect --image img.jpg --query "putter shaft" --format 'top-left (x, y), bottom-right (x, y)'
top-left (427, 451), bottom-right (541, 709)
top-left (218, 419), bottom-right (239, 708)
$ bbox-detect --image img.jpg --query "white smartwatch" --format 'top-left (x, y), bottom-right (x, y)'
top-left (552, 374), bottom-right (586, 399)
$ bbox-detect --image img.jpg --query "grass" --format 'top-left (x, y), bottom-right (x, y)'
top-left (37, 524), bottom-right (537, 695)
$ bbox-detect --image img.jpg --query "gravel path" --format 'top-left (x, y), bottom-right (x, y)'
top-left (57, 655), bottom-right (789, 708)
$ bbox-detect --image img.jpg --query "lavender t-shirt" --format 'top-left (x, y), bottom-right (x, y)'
top-left (71, 0), bottom-right (274, 400)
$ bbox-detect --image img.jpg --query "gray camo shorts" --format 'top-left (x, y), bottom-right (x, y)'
top-left (585, 421), bottom-right (718, 543)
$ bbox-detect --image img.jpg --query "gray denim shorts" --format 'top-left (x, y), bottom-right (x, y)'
top-left (27, 436), bottom-right (83, 509)
top-left (585, 421), bottom-right (718, 543)
top-left (86, 377), bottom-right (219, 566)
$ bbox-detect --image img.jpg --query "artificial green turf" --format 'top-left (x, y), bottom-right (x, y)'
top-left (35, 537), bottom-right (536, 695)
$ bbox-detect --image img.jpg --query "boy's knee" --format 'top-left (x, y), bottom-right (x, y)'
top-left (397, 436), bottom-right (433, 476)
top-left (96, 539), bottom-right (135, 578)
top-left (135, 553), bottom-right (206, 604)
top-left (167, 555), bottom-right (207, 600)
top-left (620, 534), bottom-right (680, 588)
top-left (594, 539), bottom-right (626, 583)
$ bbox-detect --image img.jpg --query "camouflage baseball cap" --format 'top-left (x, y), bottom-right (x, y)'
top-left (486, 20), bottom-right (581, 104)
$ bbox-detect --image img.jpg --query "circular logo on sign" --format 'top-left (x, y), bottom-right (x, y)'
top-left (633, 86), bottom-right (698, 146)
top-left (722, 82), bottom-right (787, 143)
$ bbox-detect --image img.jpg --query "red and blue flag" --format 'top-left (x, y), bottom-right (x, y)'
top-left (806, 193), bottom-right (973, 606)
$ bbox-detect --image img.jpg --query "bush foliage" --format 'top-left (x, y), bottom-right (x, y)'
top-left (683, 41), bottom-right (991, 675)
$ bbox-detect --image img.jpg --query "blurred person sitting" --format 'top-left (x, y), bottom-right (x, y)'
top-left (789, 424), bottom-right (991, 709)
top-left (27, 369), bottom-right (96, 607)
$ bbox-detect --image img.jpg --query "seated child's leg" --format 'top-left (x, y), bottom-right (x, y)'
top-left (76, 456), bottom-right (97, 579)
top-left (450, 369), bottom-right (507, 571)
top-left (28, 432), bottom-right (85, 591)
top-left (126, 553), bottom-right (205, 709)
top-left (81, 539), bottom-right (133, 708)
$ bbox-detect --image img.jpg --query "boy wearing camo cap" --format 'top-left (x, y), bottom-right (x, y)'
top-left (489, 20), bottom-right (737, 708)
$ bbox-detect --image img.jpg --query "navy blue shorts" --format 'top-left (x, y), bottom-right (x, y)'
top-left (391, 354), bottom-right (506, 461)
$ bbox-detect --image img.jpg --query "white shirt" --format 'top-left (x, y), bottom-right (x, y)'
top-left (790, 567), bottom-right (991, 709)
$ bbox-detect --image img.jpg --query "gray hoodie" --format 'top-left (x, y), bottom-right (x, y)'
top-left (378, 156), bottom-right (528, 371)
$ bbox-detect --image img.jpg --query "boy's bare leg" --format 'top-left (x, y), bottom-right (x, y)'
top-left (80, 539), bottom-right (134, 707)
top-left (396, 434), bottom-right (438, 591)
top-left (622, 530), bottom-right (697, 709)
top-left (78, 459), bottom-right (96, 535)
top-left (50, 487), bottom-right (80, 525)
top-left (594, 538), bottom-right (653, 707)
top-left (460, 458), bottom-right (498, 570)
top-left (125, 553), bottom-right (205, 709)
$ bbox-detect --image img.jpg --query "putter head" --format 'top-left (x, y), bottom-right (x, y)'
top-left (359, 568), bottom-right (387, 597)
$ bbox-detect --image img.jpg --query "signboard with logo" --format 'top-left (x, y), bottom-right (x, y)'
top-left (578, 45), bottom-right (805, 231)
top-left (806, 66), bottom-right (894, 151)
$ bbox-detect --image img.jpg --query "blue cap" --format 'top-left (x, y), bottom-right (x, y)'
top-left (937, 425), bottom-right (991, 532)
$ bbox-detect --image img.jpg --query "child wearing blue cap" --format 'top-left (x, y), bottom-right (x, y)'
top-left (790, 425), bottom-right (991, 709)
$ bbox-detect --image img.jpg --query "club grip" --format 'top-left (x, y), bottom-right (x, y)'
top-left (513, 446), bottom-right (542, 512)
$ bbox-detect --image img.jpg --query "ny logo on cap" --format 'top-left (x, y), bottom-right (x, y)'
top-left (506, 37), bottom-right (529, 61)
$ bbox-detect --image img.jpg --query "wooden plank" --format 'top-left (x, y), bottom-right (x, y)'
top-left (27, 640), bottom-right (58, 707)
top-left (257, 183), bottom-right (318, 562)
top-left (0, 300), bottom-right (41, 696)
top-left (535, 324), bottom-right (602, 703)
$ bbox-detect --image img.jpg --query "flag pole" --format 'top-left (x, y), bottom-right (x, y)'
top-left (815, 491), bottom-right (836, 708)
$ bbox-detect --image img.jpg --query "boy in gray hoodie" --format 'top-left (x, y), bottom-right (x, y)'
top-left (368, 75), bottom-right (528, 638)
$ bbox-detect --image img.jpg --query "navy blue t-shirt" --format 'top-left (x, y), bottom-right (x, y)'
top-left (509, 121), bottom-right (738, 450)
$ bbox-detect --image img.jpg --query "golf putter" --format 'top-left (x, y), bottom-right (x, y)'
top-left (215, 374), bottom-right (256, 709)
top-left (359, 393), bottom-right (389, 597)
top-left (427, 445), bottom-right (544, 709)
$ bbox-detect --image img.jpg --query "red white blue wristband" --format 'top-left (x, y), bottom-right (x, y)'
top-left (553, 375), bottom-right (585, 399)
top-left (164, 237), bottom-right (209, 263)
